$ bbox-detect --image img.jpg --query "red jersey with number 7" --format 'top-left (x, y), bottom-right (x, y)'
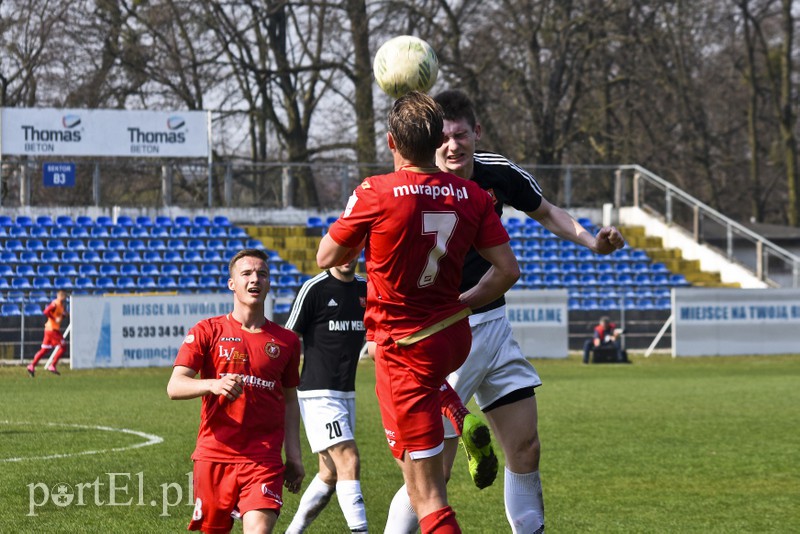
top-left (326, 167), bottom-right (509, 345)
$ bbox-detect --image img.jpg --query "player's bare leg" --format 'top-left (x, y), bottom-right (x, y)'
top-left (242, 508), bottom-right (278, 533)
top-left (397, 452), bottom-right (459, 533)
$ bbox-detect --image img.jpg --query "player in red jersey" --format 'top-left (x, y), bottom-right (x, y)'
top-left (167, 248), bottom-right (304, 534)
top-left (317, 91), bottom-right (520, 534)
top-left (27, 289), bottom-right (69, 376)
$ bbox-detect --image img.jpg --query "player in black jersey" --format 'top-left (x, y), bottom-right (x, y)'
top-left (284, 257), bottom-right (368, 533)
top-left (386, 90), bottom-right (625, 534)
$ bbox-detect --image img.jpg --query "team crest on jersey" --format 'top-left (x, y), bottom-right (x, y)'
top-left (265, 342), bottom-right (281, 359)
top-left (359, 297), bottom-right (366, 308)
top-left (485, 188), bottom-right (498, 205)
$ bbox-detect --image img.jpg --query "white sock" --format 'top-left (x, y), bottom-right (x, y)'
top-left (335, 479), bottom-right (368, 532)
top-left (504, 468), bottom-right (544, 533)
top-left (285, 475), bottom-right (335, 533)
top-left (384, 484), bottom-right (419, 534)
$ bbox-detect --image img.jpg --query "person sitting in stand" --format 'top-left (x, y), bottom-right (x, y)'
top-left (582, 316), bottom-right (627, 363)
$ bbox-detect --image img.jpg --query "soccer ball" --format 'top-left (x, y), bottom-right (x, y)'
top-left (373, 35), bottom-right (439, 99)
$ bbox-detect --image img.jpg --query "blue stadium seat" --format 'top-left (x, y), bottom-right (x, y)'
top-left (164, 250), bottom-right (183, 264)
top-left (307, 216), bottom-right (324, 228)
top-left (174, 216), bottom-right (192, 227)
top-left (227, 239), bottom-right (246, 251)
top-left (96, 276), bottom-right (116, 290)
top-left (543, 273), bottom-right (560, 286)
top-left (61, 251), bottom-right (80, 264)
top-left (578, 263), bottom-right (596, 275)
top-left (228, 227), bottom-right (247, 238)
top-left (90, 226), bottom-right (109, 238)
top-left (141, 264), bottom-right (160, 276)
top-left (0, 277), bottom-right (10, 289)
top-left (116, 215), bottom-right (135, 226)
top-left (1, 251), bottom-right (19, 263)
top-left (187, 239), bottom-right (206, 251)
top-left (103, 251), bottom-right (123, 263)
top-left (75, 215), bottom-right (93, 226)
top-left (279, 263), bottom-right (301, 275)
top-left (521, 250), bottom-right (541, 263)
top-left (50, 227), bottom-right (69, 238)
top-left (201, 264), bottom-right (221, 276)
top-left (26, 239), bottom-right (45, 252)
top-left (5, 290), bottom-right (25, 303)
top-left (150, 226), bottom-right (169, 238)
top-left (634, 273), bottom-right (651, 285)
top-left (652, 274), bottom-right (670, 286)
top-left (1, 303), bottom-right (22, 316)
top-left (147, 239), bottom-right (166, 251)
top-left (110, 226), bottom-right (130, 238)
top-left (203, 250), bottom-right (222, 262)
top-left (117, 276), bottom-right (135, 289)
top-left (223, 250), bottom-right (237, 262)
top-left (58, 264), bottom-right (78, 277)
top-left (143, 251), bottom-right (163, 263)
top-left (96, 215), bottom-right (113, 226)
top-left (614, 263), bottom-right (631, 274)
top-left (194, 215), bottom-right (212, 227)
top-left (189, 226), bottom-right (208, 238)
top-left (567, 298), bottom-right (581, 311)
top-left (630, 250), bottom-right (649, 261)
top-left (55, 215), bottom-right (74, 227)
top-left (616, 273), bottom-right (634, 286)
top-left (28, 290), bottom-right (49, 304)
top-left (637, 297), bottom-right (656, 309)
top-left (155, 215), bottom-right (173, 227)
top-left (0, 265), bottom-right (13, 277)
top-left (207, 239), bottom-right (225, 251)
top-left (16, 265), bottom-right (35, 277)
top-left (87, 239), bottom-right (106, 251)
top-left (198, 275), bottom-right (218, 288)
top-left (120, 264), bottom-right (139, 276)
top-left (70, 226), bottom-right (89, 238)
top-left (8, 226), bottom-right (28, 238)
top-left (178, 275), bottom-right (198, 289)
top-left (126, 239), bottom-right (145, 251)
top-left (209, 227), bottom-right (228, 238)
top-left (123, 250), bottom-right (143, 263)
top-left (655, 297), bottom-right (672, 310)
top-left (30, 226), bottom-right (49, 238)
top-left (12, 277), bottom-right (32, 290)
top-left (81, 251), bottom-right (102, 264)
top-left (184, 250), bottom-right (202, 263)
top-left (580, 274), bottom-right (597, 285)
top-left (562, 274), bottom-right (580, 286)
top-left (136, 215), bottom-right (153, 227)
top-left (16, 215), bottom-right (33, 226)
top-left (169, 226), bottom-right (188, 238)
top-left (247, 239), bottom-right (264, 250)
top-left (161, 264), bottom-right (180, 276)
top-left (582, 298), bottom-right (601, 310)
top-left (37, 265), bottom-right (57, 277)
top-left (213, 215), bottom-right (231, 227)
top-left (157, 276), bottom-right (177, 289)
top-left (107, 239), bottom-right (126, 251)
top-left (540, 250), bottom-right (559, 262)
top-left (33, 277), bottom-right (53, 290)
top-left (130, 226), bottom-right (149, 238)
top-left (542, 262), bottom-right (560, 274)
top-left (137, 276), bottom-right (157, 289)
top-left (0, 214), bottom-right (13, 226)
top-left (20, 251), bottom-right (40, 264)
top-left (53, 277), bottom-right (73, 290)
top-left (167, 239), bottom-right (186, 251)
top-left (650, 262), bottom-right (668, 273)
top-left (181, 264), bottom-right (200, 276)
top-left (100, 264), bottom-right (119, 276)
top-left (561, 262), bottom-right (577, 274)
top-left (523, 274), bottom-right (543, 288)
top-left (600, 297), bottom-right (620, 309)
top-left (79, 264), bottom-right (99, 276)
top-left (522, 262), bottom-right (542, 274)
top-left (273, 303), bottom-right (292, 315)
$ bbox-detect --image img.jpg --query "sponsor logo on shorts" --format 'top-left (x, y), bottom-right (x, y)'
top-left (261, 484), bottom-right (283, 505)
top-left (384, 428), bottom-right (397, 448)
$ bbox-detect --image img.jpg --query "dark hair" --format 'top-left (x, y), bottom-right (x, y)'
top-left (434, 89), bottom-right (477, 128)
top-left (387, 91), bottom-right (444, 164)
top-left (228, 248), bottom-right (269, 277)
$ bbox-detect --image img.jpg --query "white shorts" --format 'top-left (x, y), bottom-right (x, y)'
top-left (299, 396), bottom-right (357, 453)
top-left (443, 309), bottom-right (542, 438)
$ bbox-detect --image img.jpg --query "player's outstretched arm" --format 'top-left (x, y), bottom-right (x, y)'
top-left (282, 387), bottom-right (305, 493)
top-left (526, 198), bottom-right (625, 255)
top-left (317, 234), bottom-right (364, 269)
top-left (167, 366), bottom-right (243, 401)
top-left (460, 242), bottom-right (520, 311)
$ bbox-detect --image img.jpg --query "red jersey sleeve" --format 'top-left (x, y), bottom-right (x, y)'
top-left (174, 320), bottom-right (212, 373)
top-left (327, 179), bottom-right (380, 248)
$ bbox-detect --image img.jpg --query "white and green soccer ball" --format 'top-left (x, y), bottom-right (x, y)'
top-left (373, 35), bottom-right (439, 99)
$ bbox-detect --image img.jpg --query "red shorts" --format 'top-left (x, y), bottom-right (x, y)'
top-left (188, 460), bottom-right (285, 533)
top-left (375, 318), bottom-right (471, 459)
top-left (41, 330), bottom-right (65, 349)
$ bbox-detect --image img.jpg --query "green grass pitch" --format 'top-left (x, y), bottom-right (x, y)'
top-left (1, 353), bottom-right (798, 533)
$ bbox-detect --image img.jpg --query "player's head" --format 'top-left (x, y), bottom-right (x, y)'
top-left (434, 89), bottom-right (481, 179)
top-left (56, 290), bottom-right (67, 301)
top-left (227, 249), bottom-right (270, 304)
top-left (600, 316), bottom-right (610, 326)
top-left (387, 91), bottom-right (444, 165)
top-left (331, 257), bottom-right (359, 280)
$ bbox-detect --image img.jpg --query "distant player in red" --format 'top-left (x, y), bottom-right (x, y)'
top-left (27, 289), bottom-right (69, 376)
top-left (167, 248), bottom-right (304, 534)
top-left (317, 92), bottom-right (520, 534)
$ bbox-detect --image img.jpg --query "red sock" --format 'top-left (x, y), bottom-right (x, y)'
top-left (419, 506), bottom-right (460, 533)
top-left (30, 348), bottom-right (48, 367)
top-left (439, 382), bottom-right (469, 436)
top-left (50, 346), bottom-right (64, 367)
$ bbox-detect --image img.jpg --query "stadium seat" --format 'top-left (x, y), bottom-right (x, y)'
top-left (137, 276), bottom-right (157, 289)
top-left (13, 277), bottom-right (33, 290)
top-left (26, 239), bottom-right (45, 252)
top-left (580, 274), bottom-right (598, 285)
top-left (50, 227), bottom-right (70, 239)
top-left (616, 273), bottom-right (634, 286)
top-left (16, 265), bottom-right (35, 277)
top-left (650, 262), bottom-right (668, 273)
top-left (201, 264), bottom-right (221, 276)
top-left (33, 277), bottom-right (53, 290)
top-left (637, 297), bottom-right (656, 309)
top-left (167, 239), bottom-right (186, 251)
top-left (655, 297), bottom-right (672, 310)
top-left (178, 275), bottom-right (198, 289)
top-left (670, 274), bottom-right (690, 286)
top-left (1, 303), bottom-right (22, 316)
top-left (523, 274), bottom-right (543, 288)
top-left (567, 298), bottom-right (581, 311)
top-left (70, 226), bottom-right (90, 238)
top-left (652, 274), bottom-right (670, 286)
top-left (103, 251), bottom-right (123, 263)
top-left (0, 214), bottom-right (13, 226)
top-left (58, 264), bottom-right (78, 277)
top-left (209, 227), bottom-right (228, 238)
top-left (630, 250), bottom-right (649, 261)
top-left (53, 277), bottom-right (73, 290)
top-left (198, 275), bottom-right (218, 288)
top-left (100, 264), bottom-right (119, 276)
top-left (228, 227), bottom-right (248, 238)
top-left (116, 215), bottom-right (135, 226)
top-left (90, 226), bottom-right (110, 238)
top-left (630, 262), bottom-right (649, 274)
top-left (181, 264), bottom-right (201, 276)
top-left (136, 215), bottom-right (153, 227)
top-left (157, 276), bottom-right (177, 289)
top-left (37, 265), bottom-right (57, 277)
top-left (634, 273), bottom-right (651, 285)
top-left (79, 264), bottom-right (99, 277)
top-left (543, 273), bottom-right (561, 286)
top-left (189, 226), bottom-right (208, 238)
top-left (96, 276), bottom-right (116, 290)
top-left (194, 215), bottom-right (212, 227)
top-left (81, 250), bottom-right (102, 263)
top-left (87, 239), bottom-right (107, 251)
top-left (96, 215), bottom-right (113, 226)
top-left (8, 226), bottom-right (28, 238)
top-left (600, 297), bottom-right (620, 309)
top-left (120, 264), bottom-right (139, 276)
top-left (1, 251), bottom-right (19, 264)
top-left (16, 215), bottom-right (33, 226)
top-left (273, 302), bottom-right (292, 315)
top-left (247, 239), bottom-right (264, 250)
top-left (143, 251), bottom-right (163, 263)
top-left (55, 215), bottom-right (74, 227)
top-left (0, 265), bottom-right (13, 277)
top-left (141, 264), bottom-right (160, 276)
top-left (123, 250), bottom-right (143, 263)
top-left (20, 251), bottom-right (40, 264)
top-left (203, 250), bottom-right (222, 262)
top-left (107, 239), bottom-right (126, 252)
top-left (213, 215), bottom-right (231, 227)
top-left (61, 251), bottom-right (81, 264)
top-left (174, 216), bottom-right (192, 227)
top-left (187, 239), bottom-right (206, 251)
top-left (169, 226), bottom-right (188, 238)
top-left (130, 226), bottom-right (149, 238)
top-left (150, 226), bottom-right (169, 238)
top-left (28, 290), bottom-right (50, 304)
top-left (117, 276), bottom-right (135, 289)
top-left (207, 239), bottom-right (225, 251)
top-left (155, 215), bottom-right (173, 227)
top-left (582, 298), bottom-right (601, 310)
top-left (226, 238), bottom-right (246, 251)
top-left (65, 238), bottom-right (86, 251)
top-left (161, 264), bottom-right (180, 276)
top-left (0, 277), bottom-right (11, 290)
top-left (5, 290), bottom-right (25, 303)
top-left (30, 226), bottom-right (49, 238)
top-left (164, 250), bottom-right (183, 264)
top-left (184, 250), bottom-right (202, 263)
top-left (147, 239), bottom-right (166, 251)
top-left (306, 216), bottom-right (324, 228)
top-left (75, 215), bottom-right (93, 226)
top-left (562, 274), bottom-right (580, 286)
top-left (110, 226), bottom-right (130, 238)
top-left (126, 239), bottom-right (145, 251)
